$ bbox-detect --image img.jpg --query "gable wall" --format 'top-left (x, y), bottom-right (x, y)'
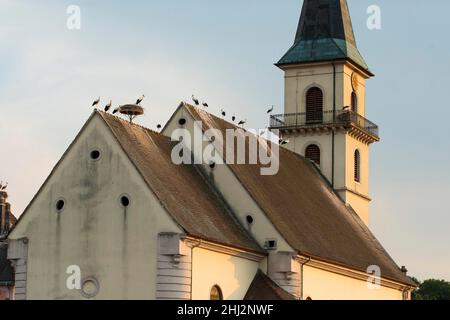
top-left (8, 114), bottom-right (182, 299)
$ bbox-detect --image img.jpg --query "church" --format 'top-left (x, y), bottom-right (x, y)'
top-left (5, 0), bottom-right (416, 300)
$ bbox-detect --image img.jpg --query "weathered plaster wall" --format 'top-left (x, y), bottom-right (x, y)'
top-left (8, 114), bottom-right (182, 299)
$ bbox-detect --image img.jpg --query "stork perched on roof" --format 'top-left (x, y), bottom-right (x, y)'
top-left (221, 109), bottom-right (226, 118)
top-left (192, 95), bottom-right (200, 106)
top-left (238, 119), bottom-right (246, 126)
top-left (157, 124), bottom-right (162, 130)
top-left (0, 181), bottom-right (7, 191)
top-left (202, 101), bottom-right (209, 108)
top-left (232, 115), bottom-right (236, 122)
top-left (104, 100), bottom-right (112, 112)
top-left (92, 97), bottom-right (100, 107)
top-left (136, 95), bottom-right (145, 105)
top-left (112, 106), bottom-right (121, 115)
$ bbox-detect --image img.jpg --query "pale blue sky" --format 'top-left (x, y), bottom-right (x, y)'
top-left (1, 0), bottom-right (449, 281)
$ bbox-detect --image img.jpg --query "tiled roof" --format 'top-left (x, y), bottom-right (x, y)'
top-left (98, 112), bottom-right (263, 254)
top-left (244, 270), bottom-right (295, 300)
top-left (185, 103), bottom-right (414, 286)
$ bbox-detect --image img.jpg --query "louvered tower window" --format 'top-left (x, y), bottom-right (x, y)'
top-left (351, 91), bottom-right (358, 113)
top-left (354, 150), bottom-right (361, 182)
top-left (305, 144), bottom-right (321, 166)
top-left (306, 87), bottom-right (323, 124)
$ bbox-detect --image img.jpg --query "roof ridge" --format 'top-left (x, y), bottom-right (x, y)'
top-left (183, 102), bottom-right (269, 140)
top-left (96, 110), bottom-right (161, 136)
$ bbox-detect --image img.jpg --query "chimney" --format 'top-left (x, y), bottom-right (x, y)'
top-left (400, 266), bottom-right (408, 275)
top-left (0, 191), bottom-right (12, 237)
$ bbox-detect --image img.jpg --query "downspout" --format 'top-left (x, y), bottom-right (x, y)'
top-left (300, 256), bottom-right (311, 300)
top-left (331, 63), bottom-right (336, 188)
top-left (188, 238), bottom-right (202, 300)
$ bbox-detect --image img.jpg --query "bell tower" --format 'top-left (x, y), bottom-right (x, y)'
top-left (270, 0), bottom-right (379, 225)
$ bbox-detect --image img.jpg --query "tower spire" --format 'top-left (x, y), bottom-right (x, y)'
top-left (278, 0), bottom-right (371, 75)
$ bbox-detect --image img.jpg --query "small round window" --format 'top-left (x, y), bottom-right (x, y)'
top-left (120, 195), bottom-right (130, 208)
top-left (246, 215), bottom-right (254, 224)
top-left (81, 277), bottom-right (100, 299)
top-left (90, 149), bottom-right (101, 161)
top-left (209, 161), bottom-right (216, 169)
top-left (178, 118), bottom-right (187, 126)
top-left (56, 199), bottom-right (65, 213)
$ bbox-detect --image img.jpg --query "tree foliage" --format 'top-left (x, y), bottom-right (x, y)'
top-left (413, 278), bottom-right (450, 300)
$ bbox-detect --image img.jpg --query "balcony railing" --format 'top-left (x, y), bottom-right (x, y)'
top-left (269, 110), bottom-right (379, 139)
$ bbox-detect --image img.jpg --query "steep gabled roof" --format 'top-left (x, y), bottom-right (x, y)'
top-left (277, 0), bottom-right (372, 75)
top-left (10, 111), bottom-right (262, 255)
top-left (245, 270), bottom-right (295, 300)
top-left (184, 103), bottom-right (414, 286)
top-left (97, 112), bottom-right (262, 254)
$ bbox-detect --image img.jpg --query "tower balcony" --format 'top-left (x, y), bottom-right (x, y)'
top-left (269, 110), bottom-right (380, 144)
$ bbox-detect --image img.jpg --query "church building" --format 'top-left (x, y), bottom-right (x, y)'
top-left (6, 0), bottom-right (415, 300)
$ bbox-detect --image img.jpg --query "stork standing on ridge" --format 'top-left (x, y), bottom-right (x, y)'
top-left (113, 106), bottom-right (121, 115)
top-left (104, 100), bottom-right (112, 112)
top-left (192, 95), bottom-right (200, 106)
top-left (92, 97), bottom-right (100, 108)
top-left (136, 95), bottom-right (145, 105)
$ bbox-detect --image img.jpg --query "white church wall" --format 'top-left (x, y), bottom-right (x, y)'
top-left (303, 264), bottom-right (404, 300)
top-left (191, 247), bottom-right (259, 300)
top-left (343, 64), bottom-right (367, 117)
top-left (284, 131), bottom-right (346, 190)
top-left (283, 63), bottom-right (337, 115)
top-left (8, 114), bottom-right (182, 299)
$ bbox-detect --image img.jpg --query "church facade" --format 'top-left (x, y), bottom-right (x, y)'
top-left (6, 0), bottom-right (415, 300)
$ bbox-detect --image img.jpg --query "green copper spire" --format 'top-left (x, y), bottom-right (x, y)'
top-left (277, 0), bottom-right (371, 74)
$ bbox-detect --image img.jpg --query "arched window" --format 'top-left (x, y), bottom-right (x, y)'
top-left (351, 91), bottom-right (358, 113)
top-left (210, 285), bottom-right (223, 300)
top-left (306, 87), bottom-right (323, 124)
top-left (354, 150), bottom-right (361, 182)
top-left (305, 144), bottom-right (321, 165)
